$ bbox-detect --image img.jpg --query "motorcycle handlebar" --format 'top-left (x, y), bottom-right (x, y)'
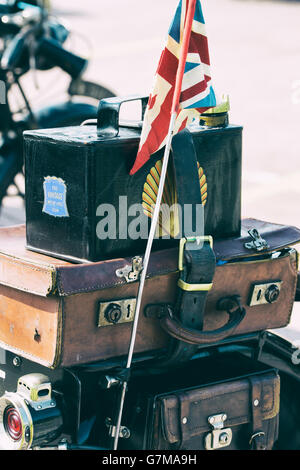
top-left (0, 30), bottom-right (27, 69)
top-left (1, 32), bottom-right (88, 79)
top-left (37, 37), bottom-right (88, 79)
top-left (0, 4), bottom-right (42, 29)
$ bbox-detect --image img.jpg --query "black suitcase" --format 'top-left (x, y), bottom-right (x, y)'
top-left (24, 95), bottom-right (242, 263)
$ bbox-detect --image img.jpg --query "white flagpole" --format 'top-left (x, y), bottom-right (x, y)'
top-left (113, 0), bottom-right (197, 450)
top-left (113, 112), bottom-right (176, 450)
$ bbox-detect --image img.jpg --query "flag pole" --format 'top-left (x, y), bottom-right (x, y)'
top-left (113, 0), bottom-right (197, 450)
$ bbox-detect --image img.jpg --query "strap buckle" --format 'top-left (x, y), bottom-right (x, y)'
top-left (177, 279), bottom-right (213, 292)
top-left (178, 236), bottom-right (213, 272)
top-left (249, 431), bottom-right (266, 447)
top-left (178, 236), bottom-right (214, 292)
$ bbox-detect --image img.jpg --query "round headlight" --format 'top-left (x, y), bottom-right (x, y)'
top-left (0, 393), bottom-right (33, 450)
top-left (4, 406), bottom-right (23, 442)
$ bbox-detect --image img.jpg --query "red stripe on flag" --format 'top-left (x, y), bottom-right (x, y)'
top-left (180, 79), bottom-right (207, 103)
top-left (130, 49), bottom-right (180, 174)
top-left (178, 116), bottom-right (189, 133)
top-left (148, 94), bottom-right (157, 111)
top-left (129, 88), bottom-right (175, 175)
top-left (157, 48), bottom-right (179, 85)
top-left (189, 31), bottom-right (210, 65)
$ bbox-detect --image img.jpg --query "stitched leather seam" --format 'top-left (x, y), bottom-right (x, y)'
top-left (56, 270), bottom-right (177, 296)
top-left (266, 255), bottom-right (299, 330)
top-left (285, 255), bottom-right (298, 324)
top-left (0, 257), bottom-right (56, 295)
top-left (52, 300), bottom-right (63, 368)
top-left (60, 299), bottom-right (66, 366)
top-left (0, 339), bottom-right (52, 368)
top-left (0, 282), bottom-right (52, 297)
top-left (0, 255), bottom-right (56, 273)
top-left (56, 249), bottom-right (297, 296)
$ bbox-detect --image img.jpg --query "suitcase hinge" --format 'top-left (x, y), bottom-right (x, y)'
top-left (205, 413), bottom-right (232, 450)
top-left (105, 418), bottom-right (130, 439)
top-left (116, 256), bottom-right (143, 283)
top-left (244, 229), bottom-right (269, 252)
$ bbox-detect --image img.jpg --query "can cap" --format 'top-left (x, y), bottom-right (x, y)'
top-left (200, 94), bottom-right (230, 128)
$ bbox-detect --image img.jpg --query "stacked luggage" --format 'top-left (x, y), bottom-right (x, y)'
top-left (0, 96), bottom-right (299, 450)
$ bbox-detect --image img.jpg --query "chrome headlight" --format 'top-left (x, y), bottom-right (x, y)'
top-left (0, 373), bottom-right (63, 450)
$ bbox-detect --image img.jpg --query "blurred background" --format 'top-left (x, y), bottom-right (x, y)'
top-left (1, 0), bottom-right (300, 340)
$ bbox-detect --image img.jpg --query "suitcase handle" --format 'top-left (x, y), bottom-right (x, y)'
top-left (97, 95), bottom-right (148, 138)
top-left (159, 297), bottom-right (246, 345)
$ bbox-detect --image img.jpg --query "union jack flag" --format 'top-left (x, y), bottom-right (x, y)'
top-left (130, 0), bottom-right (216, 175)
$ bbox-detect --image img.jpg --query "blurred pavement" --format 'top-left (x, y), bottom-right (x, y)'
top-left (1, 0), bottom-right (300, 342)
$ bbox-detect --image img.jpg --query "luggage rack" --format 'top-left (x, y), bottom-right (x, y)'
top-left (65, 331), bottom-right (270, 448)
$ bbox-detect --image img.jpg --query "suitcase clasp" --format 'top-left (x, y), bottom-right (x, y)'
top-left (105, 418), bottom-right (130, 439)
top-left (244, 229), bottom-right (269, 252)
top-left (205, 413), bottom-right (232, 450)
top-left (116, 256), bottom-right (143, 283)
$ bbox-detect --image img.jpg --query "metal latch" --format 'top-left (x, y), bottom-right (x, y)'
top-left (204, 413), bottom-right (232, 450)
top-left (244, 229), bottom-right (269, 252)
top-left (105, 418), bottom-right (130, 439)
top-left (116, 256), bottom-right (143, 283)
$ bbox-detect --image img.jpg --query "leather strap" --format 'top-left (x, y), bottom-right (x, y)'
top-left (176, 240), bottom-right (216, 332)
top-left (176, 392), bottom-right (191, 450)
top-left (163, 129), bottom-right (216, 362)
top-left (249, 376), bottom-right (267, 450)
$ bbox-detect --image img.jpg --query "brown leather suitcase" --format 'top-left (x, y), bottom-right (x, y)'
top-left (100, 353), bottom-right (280, 450)
top-left (0, 218), bottom-right (298, 369)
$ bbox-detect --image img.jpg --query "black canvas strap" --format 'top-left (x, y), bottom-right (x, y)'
top-left (164, 128), bottom-right (216, 363)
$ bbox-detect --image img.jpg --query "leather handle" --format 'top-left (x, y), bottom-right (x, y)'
top-left (159, 300), bottom-right (246, 345)
top-left (97, 95), bottom-right (148, 138)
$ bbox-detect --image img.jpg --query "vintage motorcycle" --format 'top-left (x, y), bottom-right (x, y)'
top-left (0, 0), bottom-right (115, 207)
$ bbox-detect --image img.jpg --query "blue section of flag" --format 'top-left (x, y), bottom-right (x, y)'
top-left (194, 0), bottom-right (205, 24)
top-left (168, 0), bottom-right (182, 42)
top-left (184, 87), bottom-right (216, 109)
top-left (184, 62), bottom-right (200, 72)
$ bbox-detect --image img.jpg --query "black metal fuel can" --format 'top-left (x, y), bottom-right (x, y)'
top-left (24, 95), bottom-right (242, 263)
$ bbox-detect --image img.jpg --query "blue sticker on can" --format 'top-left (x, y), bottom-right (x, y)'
top-left (42, 176), bottom-right (69, 217)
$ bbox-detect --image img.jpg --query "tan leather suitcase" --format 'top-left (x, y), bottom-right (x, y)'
top-left (0, 218), bottom-right (298, 369)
